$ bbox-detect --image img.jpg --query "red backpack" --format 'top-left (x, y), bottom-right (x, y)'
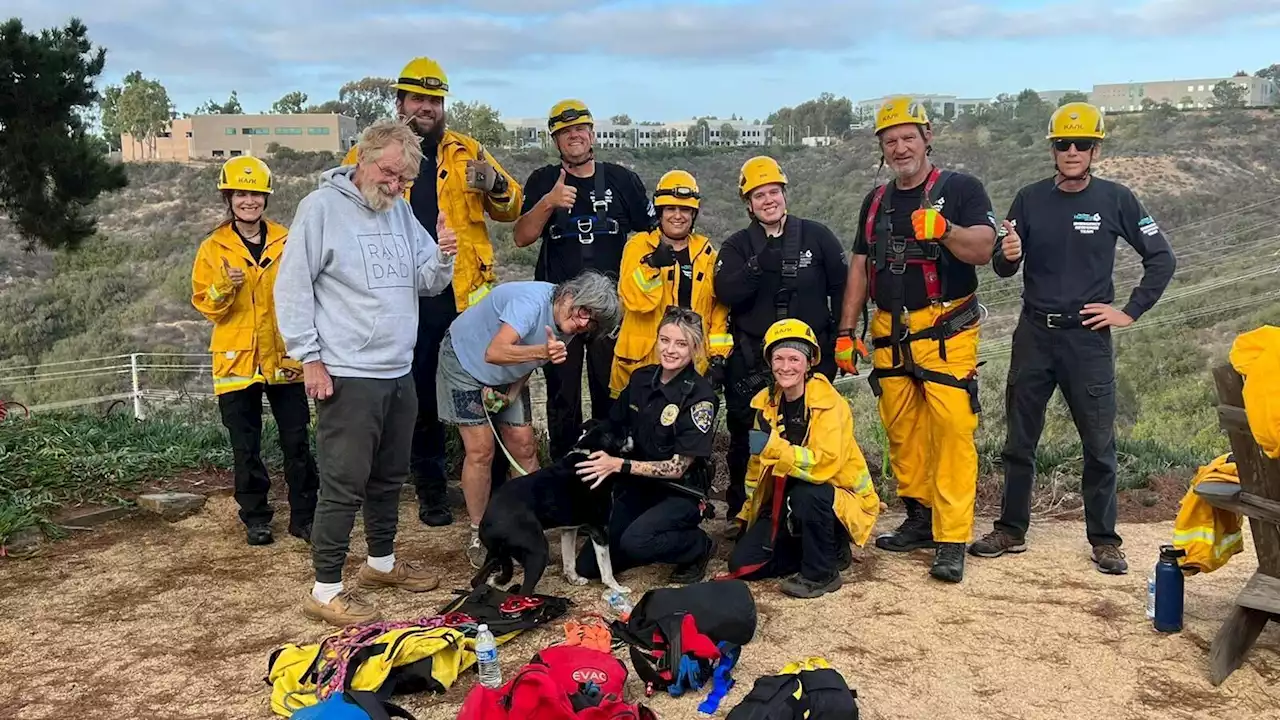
top-left (457, 646), bottom-right (656, 720)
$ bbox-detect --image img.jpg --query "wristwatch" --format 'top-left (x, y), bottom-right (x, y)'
top-left (621, 460), bottom-right (632, 475)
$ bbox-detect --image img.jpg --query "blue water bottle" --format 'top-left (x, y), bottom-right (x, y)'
top-left (1153, 545), bottom-right (1187, 633)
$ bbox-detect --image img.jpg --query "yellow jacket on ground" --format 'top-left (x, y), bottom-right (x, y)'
top-left (610, 230), bottom-right (730, 396)
top-left (191, 220), bottom-right (301, 395)
top-left (738, 374), bottom-right (881, 546)
top-left (1173, 453), bottom-right (1245, 574)
top-left (342, 129), bottom-right (522, 311)
top-left (1229, 325), bottom-right (1280, 459)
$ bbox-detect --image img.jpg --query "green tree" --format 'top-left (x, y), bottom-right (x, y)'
top-left (272, 91), bottom-right (308, 114)
top-left (305, 99), bottom-right (347, 115)
top-left (0, 18), bottom-right (127, 251)
top-left (1233, 70), bottom-right (1250, 77)
top-left (448, 100), bottom-right (507, 147)
top-left (719, 122), bottom-right (740, 144)
top-left (339, 77), bottom-right (396, 129)
top-left (610, 114), bottom-right (632, 125)
top-left (767, 92), bottom-right (854, 138)
top-left (99, 82), bottom-right (123, 150)
top-left (1211, 80), bottom-right (1247, 108)
top-left (1057, 91), bottom-right (1090, 106)
top-left (116, 71), bottom-right (172, 158)
top-left (688, 118), bottom-right (712, 146)
top-left (1256, 64), bottom-right (1280, 83)
top-left (196, 90), bottom-right (242, 115)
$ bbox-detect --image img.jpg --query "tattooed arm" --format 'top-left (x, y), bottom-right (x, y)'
top-left (575, 452), bottom-right (692, 488)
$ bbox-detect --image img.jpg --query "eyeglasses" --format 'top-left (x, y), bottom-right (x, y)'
top-left (1052, 138), bottom-right (1097, 153)
top-left (374, 161), bottom-right (416, 184)
top-left (655, 186), bottom-right (700, 200)
top-left (549, 108), bottom-right (592, 128)
top-left (663, 306), bottom-right (703, 324)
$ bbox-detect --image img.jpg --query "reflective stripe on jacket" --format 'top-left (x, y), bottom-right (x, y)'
top-left (191, 220), bottom-right (302, 395)
top-left (1173, 453), bottom-right (1244, 574)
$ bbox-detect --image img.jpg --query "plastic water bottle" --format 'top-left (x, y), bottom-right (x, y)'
top-left (1153, 545), bottom-right (1187, 633)
top-left (603, 588), bottom-right (633, 622)
top-left (475, 624), bottom-right (502, 688)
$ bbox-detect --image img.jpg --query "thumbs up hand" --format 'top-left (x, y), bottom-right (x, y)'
top-left (999, 219), bottom-right (1022, 262)
top-left (545, 325), bottom-right (568, 364)
top-left (435, 210), bottom-right (458, 256)
top-left (545, 168), bottom-right (577, 210)
top-left (465, 158), bottom-right (498, 192)
top-left (222, 257), bottom-right (245, 288)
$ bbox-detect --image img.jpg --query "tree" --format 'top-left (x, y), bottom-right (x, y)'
top-left (272, 91), bottom-right (308, 114)
top-left (116, 71), bottom-right (173, 159)
top-left (688, 118), bottom-right (712, 146)
top-left (1233, 70), bottom-right (1250, 77)
top-left (196, 90), bottom-right (242, 115)
top-left (1058, 91), bottom-right (1090, 106)
top-left (1210, 80), bottom-right (1247, 108)
top-left (99, 82), bottom-right (124, 150)
top-left (719, 122), bottom-right (740, 145)
top-left (449, 101), bottom-right (506, 147)
top-left (339, 77), bottom-right (396, 129)
top-left (1180, 95), bottom-right (1195, 108)
top-left (610, 114), bottom-right (632, 125)
top-left (0, 18), bottom-right (128, 251)
top-left (305, 99), bottom-right (347, 115)
top-left (767, 92), bottom-right (855, 138)
top-left (1257, 64), bottom-right (1280, 83)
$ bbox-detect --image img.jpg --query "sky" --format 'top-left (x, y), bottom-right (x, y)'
top-left (14, 0), bottom-right (1280, 122)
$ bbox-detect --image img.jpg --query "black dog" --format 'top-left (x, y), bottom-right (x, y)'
top-left (470, 419), bottom-right (632, 596)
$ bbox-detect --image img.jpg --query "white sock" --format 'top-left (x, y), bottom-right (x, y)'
top-left (367, 553), bottom-right (395, 573)
top-left (312, 581), bottom-right (343, 605)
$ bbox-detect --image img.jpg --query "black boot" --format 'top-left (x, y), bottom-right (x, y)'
top-left (246, 524), bottom-right (274, 546)
top-left (418, 504), bottom-right (453, 527)
top-left (874, 498), bottom-right (936, 552)
top-left (930, 542), bottom-right (966, 583)
top-left (670, 536), bottom-right (716, 585)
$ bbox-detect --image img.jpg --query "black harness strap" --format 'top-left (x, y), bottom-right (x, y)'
top-left (871, 294), bottom-right (981, 363)
top-left (774, 217), bottom-right (803, 321)
top-left (868, 364), bottom-right (983, 415)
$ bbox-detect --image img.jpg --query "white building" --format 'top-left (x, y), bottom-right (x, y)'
top-left (500, 118), bottom-right (772, 149)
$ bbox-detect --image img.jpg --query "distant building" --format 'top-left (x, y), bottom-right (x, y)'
top-left (121, 113), bottom-right (358, 162)
top-left (856, 93), bottom-right (963, 120)
top-left (501, 118), bottom-right (772, 149)
top-left (1090, 76), bottom-right (1277, 112)
top-left (1035, 90), bottom-right (1079, 107)
top-left (801, 136), bottom-right (839, 147)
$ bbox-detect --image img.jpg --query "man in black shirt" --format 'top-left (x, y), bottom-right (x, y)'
top-left (837, 97), bottom-right (997, 584)
top-left (713, 156), bottom-right (848, 530)
top-left (970, 102), bottom-right (1175, 575)
top-left (514, 99), bottom-right (657, 458)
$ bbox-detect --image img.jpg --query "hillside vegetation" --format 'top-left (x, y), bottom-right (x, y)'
top-left (2, 109), bottom-right (1280, 536)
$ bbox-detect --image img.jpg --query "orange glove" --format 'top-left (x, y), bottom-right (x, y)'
top-left (911, 208), bottom-right (951, 241)
top-left (835, 334), bottom-right (858, 375)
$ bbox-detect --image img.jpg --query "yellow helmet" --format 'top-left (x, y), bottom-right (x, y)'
top-left (653, 170), bottom-right (700, 210)
top-left (875, 96), bottom-right (930, 135)
top-left (764, 318), bottom-right (821, 365)
top-left (548, 99), bottom-right (593, 135)
top-left (217, 156), bottom-right (273, 194)
top-left (738, 156), bottom-right (787, 198)
top-left (1047, 102), bottom-right (1106, 140)
top-left (391, 57), bottom-right (450, 97)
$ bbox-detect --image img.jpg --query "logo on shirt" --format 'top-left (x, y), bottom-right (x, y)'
top-left (1138, 215), bottom-right (1160, 237)
top-left (660, 404), bottom-right (680, 426)
top-left (681, 263), bottom-right (693, 280)
top-left (1072, 212), bottom-right (1102, 235)
top-left (798, 249), bottom-right (814, 268)
top-left (691, 401), bottom-right (714, 434)
top-left (932, 197), bottom-right (946, 212)
top-left (358, 231), bottom-right (414, 289)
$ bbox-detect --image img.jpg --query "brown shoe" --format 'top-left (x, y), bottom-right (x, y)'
top-left (357, 559), bottom-right (441, 593)
top-left (1092, 544), bottom-right (1129, 575)
top-left (302, 590), bottom-right (379, 627)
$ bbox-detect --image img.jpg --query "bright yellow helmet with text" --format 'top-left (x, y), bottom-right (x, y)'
top-left (217, 156), bottom-right (273, 194)
top-left (548, 99), bottom-right (593, 135)
top-left (764, 318), bottom-right (821, 365)
top-left (654, 170), bottom-right (700, 210)
top-left (874, 96), bottom-right (929, 135)
top-left (391, 57), bottom-right (450, 97)
top-left (1047, 102), bottom-right (1106, 140)
top-left (738, 156), bottom-right (787, 198)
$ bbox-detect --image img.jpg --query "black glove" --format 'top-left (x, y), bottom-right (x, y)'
top-left (707, 356), bottom-right (726, 391)
top-left (644, 242), bottom-right (678, 269)
top-left (753, 245), bottom-right (782, 273)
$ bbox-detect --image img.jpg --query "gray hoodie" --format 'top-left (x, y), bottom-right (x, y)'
top-left (274, 165), bottom-right (454, 379)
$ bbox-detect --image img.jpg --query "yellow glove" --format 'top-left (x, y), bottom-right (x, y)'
top-left (911, 208), bottom-right (951, 241)
top-left (761, 428), bottom-right (790, 460)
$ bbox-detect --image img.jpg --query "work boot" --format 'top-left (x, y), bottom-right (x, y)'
top-left (1092, 544), bottom-right (1129, 575)
top-left (930, 543), bottom-right (966, 583)
top-left (670, 537), bottom-right (716, 585)
top-left (466, 529), bottom-right (486, 570)
top-left (287, 522), bottom-right (312, 544)
top-left (302, 590), bottom-right (379, 627)
top-left (836, 541), bottom-right (853, 572)
top-left (419, 504), bottom-right (453, 527)
top-left (968, 528), bottom-right (1027, 558)
top-left (874, 498), bottom-right (936, 552)
top-left (780, 572), bottom-right (843, 599)
top-left (357, 559), bottom-right (441, 593)
top-left (246, 524), bottom-right (274, 546)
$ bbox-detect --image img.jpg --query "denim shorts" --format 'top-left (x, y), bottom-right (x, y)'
top-left (436, 330), bottom-right (533, 427)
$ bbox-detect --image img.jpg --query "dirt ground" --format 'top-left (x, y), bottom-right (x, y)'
top-left (2, 495), bottom-right (1279, 720)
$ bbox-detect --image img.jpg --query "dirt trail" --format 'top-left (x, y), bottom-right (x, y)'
top-left (1, 496), bottom-right (1278, 720)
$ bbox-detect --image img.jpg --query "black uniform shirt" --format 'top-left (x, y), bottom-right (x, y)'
top-left (409, 140), bottom-right (456, 313)
top-left (522, 161), bottom-right (657, 283)
top-left (612, 363), bottom-right (717, 461)
top-left (234, 221), bottom-right (267, 264)
top-left (852, 170), bottom-right (995, 311)
top-left (778, 394), bottom-right (810, 445)
top-left (992, 177), bottom-right (1176, 321)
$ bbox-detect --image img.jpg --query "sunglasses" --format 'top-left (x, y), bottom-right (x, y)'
top-left (663, 305), bottom-right (703, 324)
top-left (1053, 138), bottom-right (1097, 153)
top-left (655, 186), bottom-right (700, 200)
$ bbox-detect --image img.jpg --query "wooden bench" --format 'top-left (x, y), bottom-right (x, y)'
top-left (1196, 365), bottom-right (1280, 685)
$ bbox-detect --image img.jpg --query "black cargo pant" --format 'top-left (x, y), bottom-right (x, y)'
top-left (544, 331), bottom-right (616, 459)
top-left (217, 381), bottom-right (318, 530)
top-left (311, 375), bottom-right (416, 584)
top-left (996, 311), bottom-right (1122, 547)
top-left (574, 483), bottom-right (709, 578)
top-left (728, 481), bottom-right (843, 582)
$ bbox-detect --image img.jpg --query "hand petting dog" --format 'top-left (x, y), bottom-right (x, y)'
top-left (576, 451), bottom-right (623, 489)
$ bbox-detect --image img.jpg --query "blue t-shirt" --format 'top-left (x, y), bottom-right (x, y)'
top-left (449, 281), bottom-right (563, 386)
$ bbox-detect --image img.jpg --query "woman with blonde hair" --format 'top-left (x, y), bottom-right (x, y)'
top-left (573, 307), bottom-right (720, 584)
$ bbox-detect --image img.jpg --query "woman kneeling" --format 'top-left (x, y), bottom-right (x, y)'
top-left (726, 319), bottom-right (881, 599)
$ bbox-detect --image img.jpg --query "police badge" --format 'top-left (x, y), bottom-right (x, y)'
top-left (691, 400), bottom-right (714, 434)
